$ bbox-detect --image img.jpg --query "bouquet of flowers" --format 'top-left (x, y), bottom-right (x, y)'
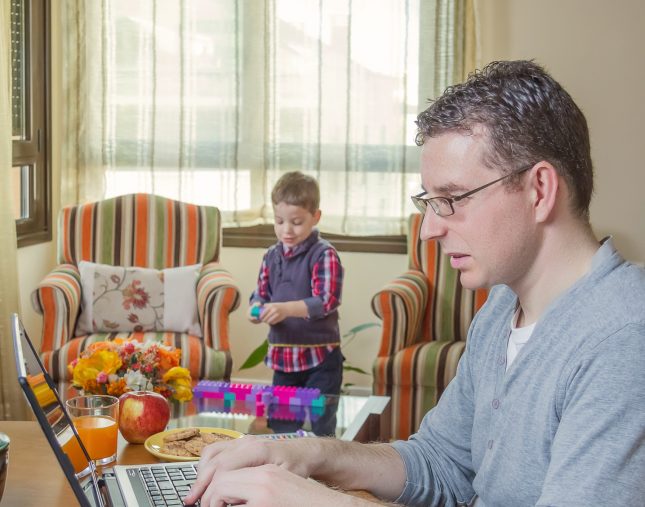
top-left (68, 339), bottom-right (193, 402)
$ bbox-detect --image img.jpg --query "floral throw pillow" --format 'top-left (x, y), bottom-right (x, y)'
top-left (75, 261), bottom-right (202, 336)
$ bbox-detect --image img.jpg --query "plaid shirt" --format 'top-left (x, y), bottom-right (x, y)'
top-left (253, 241), bottom-right (343, 372)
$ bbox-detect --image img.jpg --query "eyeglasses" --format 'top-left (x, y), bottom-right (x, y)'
top-left (411, 165), bottom-right (533, 217)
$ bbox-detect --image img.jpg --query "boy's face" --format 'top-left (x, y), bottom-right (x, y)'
top-left (273, 202), bottom-right (321, 248)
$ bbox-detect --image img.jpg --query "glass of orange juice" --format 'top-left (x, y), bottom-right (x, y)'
top-left (66, 395), bottom-right (119, 466)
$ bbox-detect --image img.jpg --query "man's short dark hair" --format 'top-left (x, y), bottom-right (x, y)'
top-left (271, 171), bottom-right (320, 214)
top-left (416, 60), bottom-right (593, 220)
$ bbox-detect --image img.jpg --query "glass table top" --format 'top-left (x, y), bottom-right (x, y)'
top-left (169, 394), bottom-right (373, 440)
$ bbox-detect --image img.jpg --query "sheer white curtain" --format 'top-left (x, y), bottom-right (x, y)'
top-left (0, 0), bottom-right (28, 420)
top-left (62, 0), bottom-right (476, 236)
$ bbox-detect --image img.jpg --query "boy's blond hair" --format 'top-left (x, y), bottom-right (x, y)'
top-left (271, 171), bottom-right (320, 214)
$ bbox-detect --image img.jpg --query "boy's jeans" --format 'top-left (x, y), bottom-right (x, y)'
top-left (269, 347), bottom-right (344, 436)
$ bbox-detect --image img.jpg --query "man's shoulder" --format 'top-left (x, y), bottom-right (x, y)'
top-left (578, 260), bottom-right (645, 326)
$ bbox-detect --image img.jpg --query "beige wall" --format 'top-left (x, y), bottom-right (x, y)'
top-left (478, 0), bottom-right (645, 263)
top-left (17, 0), bottom-right (645, 387)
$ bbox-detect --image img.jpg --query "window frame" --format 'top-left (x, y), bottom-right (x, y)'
top-left (223, 225), bottom-right (406, 254)
top-left (11, 0), bottom-right (51, 248)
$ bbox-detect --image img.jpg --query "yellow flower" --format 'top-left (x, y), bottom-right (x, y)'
top-left (72, 358), bottom-right (101, 388)
top-left (162, 366), bottom-right (193, 402)
top-left (71, 350), bottom-right (122, 389)
top-left (94, 350), bottom-right (122, 375)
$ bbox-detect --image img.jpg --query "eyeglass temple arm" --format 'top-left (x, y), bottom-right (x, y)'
top-left (453, 165), bottom-right (532, 203)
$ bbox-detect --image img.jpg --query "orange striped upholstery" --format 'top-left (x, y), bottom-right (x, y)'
top-left (371, 214), bottom-right (487, 440)
top-left (32, 194), bottom-right (240, 381)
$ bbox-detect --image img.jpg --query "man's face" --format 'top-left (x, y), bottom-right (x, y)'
top-left (419, 131), bottom-right (537, 290)
top-left (273, 202), bottom-right (321, 248)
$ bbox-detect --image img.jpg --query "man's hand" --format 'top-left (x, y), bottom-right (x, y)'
top-left (184, 463), bottom-right (376, 507)
top-left (259, 301), bottom-right (308, 324)
top-left (183, 436), bottom-right (314, 505)
top-left (183, 436), bottom-right (405, 506)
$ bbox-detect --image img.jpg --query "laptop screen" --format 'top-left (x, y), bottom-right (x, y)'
top-left (11, 314), bottom-right (104, 507)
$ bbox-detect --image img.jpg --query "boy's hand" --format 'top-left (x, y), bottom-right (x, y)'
top-left (260, 301), bottom-right (308, 324)
top-left (248, 303), bottom-right (263, 323)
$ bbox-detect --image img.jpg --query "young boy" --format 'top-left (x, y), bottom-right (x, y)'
top-left (249, 171), bottom-right (344, 436)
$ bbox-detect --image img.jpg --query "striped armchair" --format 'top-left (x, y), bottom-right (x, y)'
top-left (371, 214), bottom-right (488, 440)
top-left (31, 194), bottom-right (240, 382)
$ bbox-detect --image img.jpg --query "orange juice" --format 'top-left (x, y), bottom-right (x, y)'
top-left (73, 415), bottom-right (118, 463)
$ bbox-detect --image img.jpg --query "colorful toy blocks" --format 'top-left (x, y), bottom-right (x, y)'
top-left (194, 380), bottom-right (326, 409)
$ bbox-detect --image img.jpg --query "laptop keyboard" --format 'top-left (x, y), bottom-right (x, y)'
top-left (140, 464), bottom-right (199, 506)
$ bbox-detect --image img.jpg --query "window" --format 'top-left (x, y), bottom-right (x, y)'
top-left (62, 0), bottom-right (471, 250)
top-left (10, 0), bottom-right (51, 247)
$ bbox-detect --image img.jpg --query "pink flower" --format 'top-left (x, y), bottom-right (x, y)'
top-left (121, 280), bottom-right (150, 310)
top-left (123, 342), bottom-right (135, 354)
top-left (96, 371), bottom-right (108, 383)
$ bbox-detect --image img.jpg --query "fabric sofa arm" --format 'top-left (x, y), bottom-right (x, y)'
top-left (371, 269), bottom-right (429, 357)
top-left (197, 262), bottom-right (241, 350)
top-left (31, 264), bottom-right (81, 353)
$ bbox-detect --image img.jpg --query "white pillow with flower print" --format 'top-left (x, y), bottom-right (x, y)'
top-left (75, 261), bottom-right (202, 336)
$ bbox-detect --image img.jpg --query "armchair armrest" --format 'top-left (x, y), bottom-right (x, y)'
top-left (370, 269), bottom-right (429, 357)
top-left (197, 262), bottom-right (241, 350)
top-left (31, 264), bottom-right (81, 353)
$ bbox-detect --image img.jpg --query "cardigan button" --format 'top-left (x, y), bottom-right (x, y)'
top-left (492, 399), bottom-right (500, 409)
top-left (497, 355), bottom-right (506, 366)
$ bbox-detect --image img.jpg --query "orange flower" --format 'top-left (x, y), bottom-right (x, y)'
top-left (87, 341), bottom-right (114, 354)
top-left (158, 347), bottom-right (180, 371)
top-left (106, 378), bottom-right (128, 397)
top-left (82, 378), bottom-right (100, 393)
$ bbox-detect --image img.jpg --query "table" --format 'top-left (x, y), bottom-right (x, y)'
top-left (0, 421), bottom-right (391, 506)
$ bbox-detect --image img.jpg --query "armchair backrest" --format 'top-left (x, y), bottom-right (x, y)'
top-left (57, 194), bottom-right (221, 268)
top-left (407, 214), bottom-right (487, 342)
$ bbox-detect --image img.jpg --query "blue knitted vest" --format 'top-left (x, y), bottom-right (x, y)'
top-left (266, 231), bottom-right (341, 346)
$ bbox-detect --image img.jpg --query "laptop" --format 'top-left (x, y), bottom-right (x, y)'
top-left (11, 313), bottom-right (200, 507)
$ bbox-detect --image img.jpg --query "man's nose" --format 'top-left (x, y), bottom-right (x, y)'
top-left (420, 209), bottom-right (447, 241)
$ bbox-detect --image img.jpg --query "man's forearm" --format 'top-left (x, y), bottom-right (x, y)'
top-left (308, 439), bottom-right (406, 501)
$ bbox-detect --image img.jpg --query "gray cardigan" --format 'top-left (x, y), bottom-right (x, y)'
top-left (392, 238), bottom-right (645, 506)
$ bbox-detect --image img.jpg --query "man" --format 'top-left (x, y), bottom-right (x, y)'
top-left (184, 60), bottom-right (645, 506)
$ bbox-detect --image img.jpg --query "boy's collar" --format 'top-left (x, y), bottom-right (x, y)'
top-left (281, 229), bottom-right (320, 257)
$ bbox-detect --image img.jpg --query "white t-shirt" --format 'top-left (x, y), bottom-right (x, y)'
top-left (471, 309), bottom-right (536, 506)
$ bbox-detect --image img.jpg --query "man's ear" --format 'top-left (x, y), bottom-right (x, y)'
top-left (531, 162), bottom-right (559, 223)
top-left (313, 209), bottom-right (322, 225)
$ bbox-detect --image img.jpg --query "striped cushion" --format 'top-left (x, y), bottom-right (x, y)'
top-left (57, 193), bottom-right (220, 268)
top-left (371, 214), bottom-right (487, 440)
top-left (32, 194), bottom-right (239, 383)
top-left (41, 332), bottom-right (231, 382)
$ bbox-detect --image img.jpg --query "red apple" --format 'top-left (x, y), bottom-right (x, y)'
top-left (118, 391), bottom-right (171, 444)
